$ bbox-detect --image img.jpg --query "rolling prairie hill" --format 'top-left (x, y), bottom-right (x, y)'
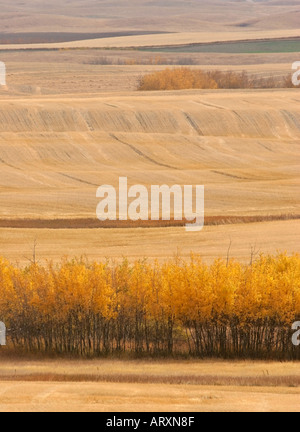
top-left (0, 89), bottom-right (299, 220)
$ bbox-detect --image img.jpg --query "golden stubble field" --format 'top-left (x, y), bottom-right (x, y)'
top-left (0, 88), bottom-right (299, 221)
top-left (1, 58), bottom-right (297, 94)
top-left (0, 359), bottom-right (299, 412)
top-left (0, 220), bottom-right (299, 265)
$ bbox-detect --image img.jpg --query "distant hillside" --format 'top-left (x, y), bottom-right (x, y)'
top-left (0, 0), bottom-right (299, 33)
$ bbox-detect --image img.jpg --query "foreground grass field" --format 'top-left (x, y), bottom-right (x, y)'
top-left (1, 381), bottom-right (299, 412)
top-left (0, 360), bottom-right (299, 412)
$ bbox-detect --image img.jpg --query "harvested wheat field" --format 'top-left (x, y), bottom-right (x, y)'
top-left (0, 360), bottom-right (299, 412)
top-left (1, 381), bottom-right (299, 412)
top-left (0, 88), bottom-right (299, 262)
top-left (1, 60), bottom-right (297, 95)
top-left (0, 89), bottom-right (299, 219)
top-left (0, 220), bottom-right (299, 265)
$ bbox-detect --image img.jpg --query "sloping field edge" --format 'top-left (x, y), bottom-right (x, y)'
top-left (0, 214), bottom-right (298, 229)
top-left (1, 32), bottom-right (300, 51)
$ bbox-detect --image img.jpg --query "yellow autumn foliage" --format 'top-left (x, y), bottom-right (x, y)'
top-left (0, 253), bottom-right (299, 358)
top-left (138, 68), bottom-right (254, 91)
